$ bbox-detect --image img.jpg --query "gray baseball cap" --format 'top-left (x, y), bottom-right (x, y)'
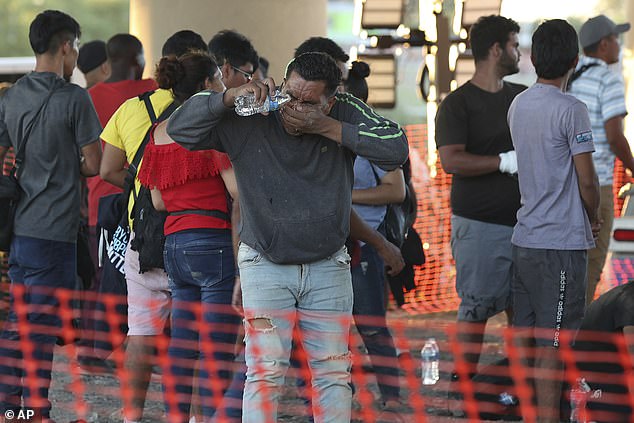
top-left (579, 15), bottom-right (630, 48)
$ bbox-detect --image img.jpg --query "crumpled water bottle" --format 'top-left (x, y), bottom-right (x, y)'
top-left (421, 337), bottom-right (440, 385)
top-left (234, 89), bottom-right (290, 116)
top-left (570, 377), bottom-right (591, 422)
top-left (499, 391), bottom-right (518, 406)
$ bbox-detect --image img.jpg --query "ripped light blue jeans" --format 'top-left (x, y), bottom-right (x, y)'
top-left (238, 243), bottom-right (353, 423)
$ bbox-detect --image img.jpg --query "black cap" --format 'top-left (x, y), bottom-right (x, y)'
top-left (77, 40), bottom-right (107, 73)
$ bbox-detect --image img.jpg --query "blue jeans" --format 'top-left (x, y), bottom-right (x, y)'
top-left (351, 243), bottom-right (400, 401)
top-left (162, 230), bottom-right (241, 422)
top-left (238, 243), bottom-right (353, 423)
top-left (0, 235), bottom-right (77, 419)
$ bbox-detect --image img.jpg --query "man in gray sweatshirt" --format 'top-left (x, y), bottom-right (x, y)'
top-left (167, 52), bottom-right (408, 423)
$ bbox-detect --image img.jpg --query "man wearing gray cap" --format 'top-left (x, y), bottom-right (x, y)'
top-left (568, 15), bottom-right (632, 306)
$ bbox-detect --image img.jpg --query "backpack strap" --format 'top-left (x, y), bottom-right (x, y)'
top-left (12, 82), bottom-right (60, 179)
top-left (121, 91), bottom-right (179, 222)
top-left (140, 90), bottom-right (158, 123)
top-left (128, 91), bottom-right (178, 177)
top-left (566, 63), bottom-right (600, 90)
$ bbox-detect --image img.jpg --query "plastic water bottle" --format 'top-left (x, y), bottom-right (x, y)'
top-left (498, 391), bottom-right (518, 406)
top-left (234, 89), bottom-right (290, 116)
top-left (570, 378), bottom-right (591, 422)
top-left (421, 338), bottom-right (440, 385)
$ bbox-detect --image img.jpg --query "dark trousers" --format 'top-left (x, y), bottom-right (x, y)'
top-left (0, 235), bottom-right (77, 418)
top-left (351, 243), bottom-right (400, 401)
top-left (77, 227), bottom-right (128, 360)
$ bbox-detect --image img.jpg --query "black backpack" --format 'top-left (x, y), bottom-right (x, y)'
top-left (371, 162), bottom-right (417, 248)
top-left (128, 91), bottom-right (232, 273)
top-left (128, 91), bottom-right (178, 273)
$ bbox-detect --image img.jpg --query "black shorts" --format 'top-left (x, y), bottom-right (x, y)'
top-left (511, 246), bottom-right (587, 347)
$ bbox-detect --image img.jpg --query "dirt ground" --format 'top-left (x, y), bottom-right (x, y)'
top-left (42, 310), bottom-right (512, 422)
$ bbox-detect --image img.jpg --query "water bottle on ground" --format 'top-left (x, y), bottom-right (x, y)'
top-left (421, 337), bottom-right (440, 385)
top-left (570, 377), bottom-right (591, 422)
top-left (498, 391), bottom-right (518, 406)
top-left (234, 89), bottom-right (290, 116)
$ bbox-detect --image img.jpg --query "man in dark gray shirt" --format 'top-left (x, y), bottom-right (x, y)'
top-left (0, 10), bottom-right (101, 421)
top-left (167, 52), bottom-right (408, 422)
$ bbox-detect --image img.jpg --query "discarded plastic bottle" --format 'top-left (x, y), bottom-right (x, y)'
top-left (421, 338), bottom-right (440, 385)
top-left (499, 391), bottom-right (518, 406)
top-left (234, 89), bottom-right (290, 116)
top-left (570, 377), bottom-right (591, 422)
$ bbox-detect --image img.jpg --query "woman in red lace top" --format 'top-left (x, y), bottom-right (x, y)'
top-left (138, 51), bottom-right (240, 422)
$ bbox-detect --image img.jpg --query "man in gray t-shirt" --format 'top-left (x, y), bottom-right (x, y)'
top-left (510, 86), bottom-right (596, 250)
top-left (0, 10), bottom-right (101, 420)
top-left (508, 20), bottom-right (600, 422)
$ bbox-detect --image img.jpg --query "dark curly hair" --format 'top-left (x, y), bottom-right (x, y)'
top-left (470, 15), bottom-right (520, 62)
top-left (161, 30), bottom-right (207, 57)
top-left (285, 52), bottom-right (342, 97)
top-left (531, 19), bottom-right (578, 79)
top-left (344, 61), bottom-right (370, 102)
top-left (155, 50), bottom-right (218, 104)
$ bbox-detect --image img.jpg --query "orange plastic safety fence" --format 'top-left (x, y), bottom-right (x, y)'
top-left (0, 125), bottom-right (630, 318)
top-left (400, 124), bottom-right (634, 311)
top-left (402, 124), bottom-right (460, 313)
top-left (4, 126), bottom-right (634, 422)
top-left (3, 286), bottom-right (634, 421)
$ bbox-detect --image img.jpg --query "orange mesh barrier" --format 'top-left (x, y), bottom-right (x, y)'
top-left (3, 126), bottom-right (634, 422)
top-left (0, 126), bottom-right (631, 323)
top-left (400, 124), bottom-right (634, 310)
top-left (402, 124), bottom-right (460, 313)
top-left (1, 286), bottom-right (634, 421)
